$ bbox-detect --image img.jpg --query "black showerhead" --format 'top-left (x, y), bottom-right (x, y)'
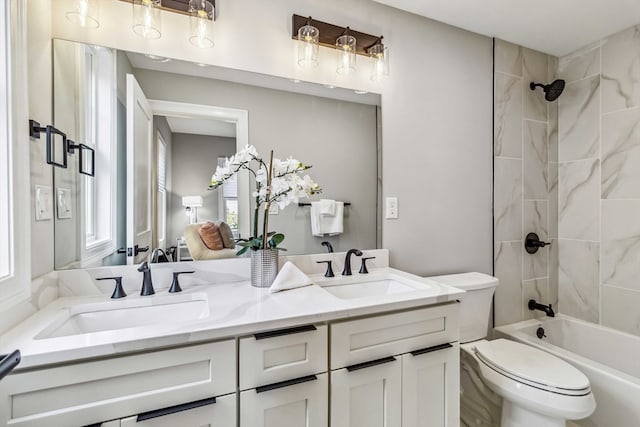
top-left (530, 79), bottom-right (565, 102)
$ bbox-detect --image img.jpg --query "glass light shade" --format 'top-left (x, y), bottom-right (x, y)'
top-left (297, 24), bottom-right (319, 68)
top-left (336, 34), bottom-right (356, 75)
top-left (65, 0), bottom-right (100, 29)
top-left (132, 0), bottom-right (161, 40)
top-left (369, 43), bottom-right (389, 81)
top-left (189, 0), bottom-right (214, 48)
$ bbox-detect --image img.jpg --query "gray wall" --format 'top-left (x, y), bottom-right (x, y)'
top-left (135, 69), bottom-right (379, 255)
top-left (168, 133), bottom-right (235, 245)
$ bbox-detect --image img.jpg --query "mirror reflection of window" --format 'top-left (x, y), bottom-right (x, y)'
top-left (217, 157), bottom-right (238, 236)
top-left (157, 134), bottom-right (167, 249)
top-left (75, 44), bottom-right (117, 265)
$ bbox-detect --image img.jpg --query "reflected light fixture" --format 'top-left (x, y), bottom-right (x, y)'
top-left (189, 0), bottom-right (215, 48)
top-left (336, 28), bottom-right (356, 75)
top-left (65, 0), bottom-right (100, 29)
top-left (182, 196), bottom-right (204, 224)
top-left (297, 17), bottom-right (319, 68)
top-left (368, 37), bottom-right (389, 81)
top-left (132, 0), bottom-right (161, 40)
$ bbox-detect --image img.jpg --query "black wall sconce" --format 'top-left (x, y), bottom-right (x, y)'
top-left (29, 119), bottom-right (68, 169)
top-left (29, 120), bottom-right (95, 177)
top-left (68, 141), bottom-right (96, 177)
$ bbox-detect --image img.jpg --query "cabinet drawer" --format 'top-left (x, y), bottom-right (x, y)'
top-left (121, 392), bottom-right (236, 427)
top-left (0, 340), bottom-right (236, 427)
top-left (240, 373), bottom-right (328, 427)
top-left (239, 324), bottom-right (327, 390)
top-left (330, 303), bottom-right (458, 368)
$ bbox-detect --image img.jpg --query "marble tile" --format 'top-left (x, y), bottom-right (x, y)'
top-left (601, 200), bottom-right (640, 291)
top-left (601, 108), bottom-right (640, 198)
top-left (494, 158), bottom-right (522, 241)
top-left (494, 73), bottom-right (523, 158)
top-left (558, 46), bottom-right (600, 83)
top-left (602, 25), bottom-right (640, 114)
top-left (523, 278), bottom-right (550, 320)
top-left (523, 201), bottom-right (548, 280)
top-left (601, 199), bottom-right (640, 240)
top-left (549, 239), bottom-right (559, 308)
top-left (548, 162), bottom-right (558, 239)
top-left (558, 239), bottom-right (599, 322)
top-left (601, 285), bottom-right (640, 337)
top-left (558, 75), bottom-right (600, 161)
top-left (494, 241), bottom-right (523, 326)
top-left (558, 159), bottom-right (600, 241)
top-left (495, 39), bottom-right (523, 76)
top-left (548, 100), bottom-right (558, 162)
top-left (601, 238), bottom-right (640, 291)
top-left (523, 121), bottom-right (548, 199)
top-left (548, 56), bottom-right (559, 82)
top-left (523, 48), bottom-right (549, 121)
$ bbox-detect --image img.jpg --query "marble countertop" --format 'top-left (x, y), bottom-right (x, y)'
top-left (0, 267), bottom-right (464, 370)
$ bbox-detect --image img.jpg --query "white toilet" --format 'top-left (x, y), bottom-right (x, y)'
top-left (429, 272), bottom-right (596, 427)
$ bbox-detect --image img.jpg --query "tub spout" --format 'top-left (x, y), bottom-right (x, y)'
top-left (528, 299), bottom-right (555, 317)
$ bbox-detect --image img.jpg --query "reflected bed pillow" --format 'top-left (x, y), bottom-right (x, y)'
top-left (198, 221), bottom-right (224, 250)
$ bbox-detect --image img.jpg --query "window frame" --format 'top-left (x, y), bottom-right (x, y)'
top-left (0, 0), bottom-right (31, 309)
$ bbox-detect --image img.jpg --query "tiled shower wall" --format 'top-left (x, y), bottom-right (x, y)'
top-left (493, 40), bottom-right (559, 326)
top-left (556, 24), bottom-right (640, 336)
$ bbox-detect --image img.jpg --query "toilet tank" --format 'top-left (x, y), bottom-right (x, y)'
top-left (427, 272), bottom-right (498, 343)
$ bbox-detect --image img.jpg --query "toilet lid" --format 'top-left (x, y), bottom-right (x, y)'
top-left (475, 339), bottom-right (590, 394)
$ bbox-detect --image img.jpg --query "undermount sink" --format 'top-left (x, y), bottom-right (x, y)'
top-left (35, 294), bottom-right (210, 339)
top-left (316, 272), bottom-right (432, 300)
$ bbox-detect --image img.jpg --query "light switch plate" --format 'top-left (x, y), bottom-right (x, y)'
top-left (385, 196), bottom-right (398, 219)
top-left (35, 185), bottom-right (53, 221)
top-left (57, 188), bottom-right (72, 219)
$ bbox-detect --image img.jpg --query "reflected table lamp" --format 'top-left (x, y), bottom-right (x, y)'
top-left (182, 195), bottom-right (203, 224)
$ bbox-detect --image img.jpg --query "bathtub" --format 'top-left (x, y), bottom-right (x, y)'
top-left (495, 314), bottom-right (640, 427)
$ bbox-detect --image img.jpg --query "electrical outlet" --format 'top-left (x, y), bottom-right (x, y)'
top-left (385, 197), bottom-right (398, 219)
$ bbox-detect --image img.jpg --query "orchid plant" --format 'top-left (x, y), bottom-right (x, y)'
top-left (209, 145), bottom-right (321, 255)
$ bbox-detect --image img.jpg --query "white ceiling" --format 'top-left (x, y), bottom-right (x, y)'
top-left (373, 0), bottom-right (640, 56)
top-left (165, 116), bottom-right (237, 138)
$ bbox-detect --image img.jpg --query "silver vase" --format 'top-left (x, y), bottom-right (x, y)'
top-left (250, 249), bottom-right (279, 288)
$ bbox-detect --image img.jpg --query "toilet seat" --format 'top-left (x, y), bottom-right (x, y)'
top-left (474, 339), bottom-right (590, 396)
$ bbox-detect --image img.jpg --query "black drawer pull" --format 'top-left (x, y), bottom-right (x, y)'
top-left (410, 343), bottom-right (453, 357)
top-left (256, 374), bottom-right (318, 393)
top-left (137, 397), bottom-right (216, 421)
top-left (345, 356), bottom-right (397, 372)
top-left (254, 324), bottom-right (317, 340)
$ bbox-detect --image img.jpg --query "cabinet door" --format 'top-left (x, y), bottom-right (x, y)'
top-left (331, 357), bottom-right (401, 427)
top-left (240, 373), bottom-right (328, 427)
top-left (402, 343), bottom-right (460, 427)
top-left (120, 393), bottom-right (236, 427)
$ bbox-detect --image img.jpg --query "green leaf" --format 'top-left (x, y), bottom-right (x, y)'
top-left (236, 246), bottom-right (249, 256)
top-left (268, 233), bottom-right (285, 249)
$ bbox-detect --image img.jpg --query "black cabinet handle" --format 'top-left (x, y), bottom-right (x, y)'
top-left (256, 374), bottom-right (318, 393)
top-left (136, 397), bottom-right (216, 422)
top-left (410, 343), bottom-right (453, 357)
top-left (0, 350), bottom-right (21, 381)
top-left (254, 324), bottom-right (317, 340)
top-left (345, 356), bottom-right (397, 372)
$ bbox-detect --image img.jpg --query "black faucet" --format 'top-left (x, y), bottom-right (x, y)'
top-left (137, 261), bottom-right (155, 296)
top-left (321, 241), bottom-right (334, 253)
top-left (528, 299), bottom-right (555, 317)
top-left (342, 249), bottom-right (363, 276)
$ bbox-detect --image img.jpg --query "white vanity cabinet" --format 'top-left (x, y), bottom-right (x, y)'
top-left (0, 340), bottom-right (236, 427)
top-left (330, 303), bottom-right (460, 427)
top-left (238, 324), bottom-right (329, 427)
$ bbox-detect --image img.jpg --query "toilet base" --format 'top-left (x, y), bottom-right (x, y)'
top-left (502, 400), bottom-right (566, 427)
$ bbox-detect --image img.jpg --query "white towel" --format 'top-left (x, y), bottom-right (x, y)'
top-left (269, 261), bottom-right (314, 293)
top-left (310, 201), bottom-right (344, 236)
top-left (319, 199), bottom-right (336, 216)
